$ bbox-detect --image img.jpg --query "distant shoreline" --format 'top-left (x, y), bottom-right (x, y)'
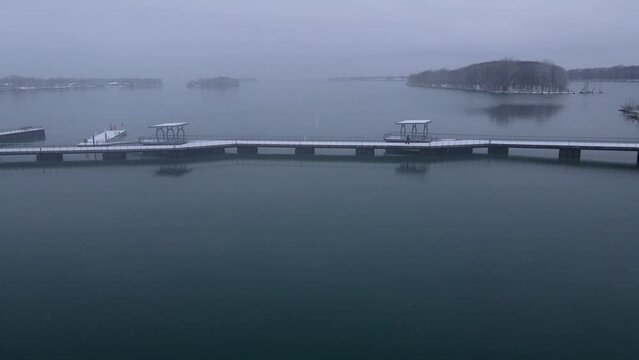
top-left (328, 76), bottom-right (407, 82)
top-left (568, 79), bottom-right (639, 83)
top-left (187, 77), bottom-right (240, 89)
top-left (0, 76), bottom-right (162, 91)
top-left (0, 84), bottom-right (162, 92)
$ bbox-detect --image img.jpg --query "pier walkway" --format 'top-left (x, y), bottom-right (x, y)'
top-left (1, 135), bottom-right (639, 163)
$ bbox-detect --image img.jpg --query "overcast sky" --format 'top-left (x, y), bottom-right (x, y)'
top-left (1, 0), bottom-right (637, 80)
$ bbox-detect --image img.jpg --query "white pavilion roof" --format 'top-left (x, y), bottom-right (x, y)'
top-left (149, 122), bottom-right (190, 128)
top-left (396, 120), bottom-right (432, 125)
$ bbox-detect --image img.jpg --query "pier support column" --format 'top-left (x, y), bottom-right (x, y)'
top-left (420, 148), bottom-right (446, 155)
top-left (419, 148), bottom-right (437, 155)
top-left (558, 148), bottom-right (581, 161)
top-left (237, 146), bottom-right (258, 154)
top-left (186, 147), bottom-right (225, 156)
top-left (355, 148), bottom-right (375, 156)
top-left (102, 152), bottom-right (127, 161)
top-left (488, 146), bottom-right (509, 156)
top-left (164, 151), bottom-right (186, 158)
top-left (636, 151), bottom-right (639, 166)
top-left (420, 147), bottom-right (474, 155)
top-left (385, 148), bottom-right (412, 155)
top-left (295, 147), bottom-right (315, 155)
top-left (445, 147), bottom-right (474, 154)
top-left (36, 153), bottom-right (63, 162)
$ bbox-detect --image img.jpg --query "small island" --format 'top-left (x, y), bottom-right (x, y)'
top-left (0, 76), bottom-right (162, 91)
top-left (407, 60), bottom-right (568, 94)
top-left (187, 77), bottom-right (240, 89)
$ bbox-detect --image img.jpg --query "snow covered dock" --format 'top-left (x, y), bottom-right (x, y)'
top-left (1, 136), bottom-right (639, 164)
top-left (78, 129), bottom-right (127, 146)
top-left (0, 127), bottom-right (46, 143)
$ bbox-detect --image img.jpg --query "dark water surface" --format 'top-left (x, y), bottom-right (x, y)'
top-left (1, 82), bottom-right (639, 359)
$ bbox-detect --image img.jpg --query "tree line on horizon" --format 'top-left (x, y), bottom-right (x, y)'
top-left (407, 60), bottom-right (568, 94)
top-left (186, 77), bottom-right (240, 89)
top-left (567, 65), bottom-right (639, 81)
top-left (0, 76), bottom-right (162, 90)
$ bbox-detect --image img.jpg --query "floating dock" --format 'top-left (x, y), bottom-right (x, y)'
top-left (1, 137), bottom-right (639, 164)
top-left (78, 128), bottom-right (127, 146)
top-left (1, 120), bottom-right (638, 164)
top-left (0, 127), bottom-right (46, 144)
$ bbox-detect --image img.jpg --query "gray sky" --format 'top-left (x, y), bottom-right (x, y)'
top-left (1, 0), bottom-right (637, 80)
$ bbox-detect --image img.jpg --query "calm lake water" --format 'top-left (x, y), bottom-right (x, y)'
top-left (1, 81), bottom-right (639, 359)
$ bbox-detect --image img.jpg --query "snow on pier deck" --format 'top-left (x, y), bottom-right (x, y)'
top-left (78, 129), bottom-right (127, 146)
top-left (0, 127), bottom-right (46, 143)
top-left (1, 136), bottom-right (639, 163)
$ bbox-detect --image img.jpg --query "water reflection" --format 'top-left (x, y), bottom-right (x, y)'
top-left (0, 152), bottom-right (636, 175)
top-left (478, 103), bottom-right (564, 124)
top-left (395, 161), bottom-right (429, 176)
top-left (154, 164), bottom-right (193, 177)
top-left (621, 112), bottom-right (639, 126)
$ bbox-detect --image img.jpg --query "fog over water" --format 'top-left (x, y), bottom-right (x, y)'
top-left (2, 0), bottom-right (639, 80)
top-left (4, 2), bottom-right (639, 359)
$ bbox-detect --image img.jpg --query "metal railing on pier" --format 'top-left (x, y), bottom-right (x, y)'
top-left (427, 132), bottom-right (639, 144)
top-left (1, 132), bottom-right (639, 153)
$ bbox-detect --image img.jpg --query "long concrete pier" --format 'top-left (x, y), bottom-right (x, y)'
top-left (2, 137), bottom-right (639, 163)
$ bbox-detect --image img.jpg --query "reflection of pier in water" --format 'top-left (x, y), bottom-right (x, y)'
top-left (477, 104), bottom-right (564, 124)
top-left (1, 153), bottom-right (638, 176)
top-left (395, 162), bottom-right (429, 175)
top-left (154, 164), bottom-right (192, 177)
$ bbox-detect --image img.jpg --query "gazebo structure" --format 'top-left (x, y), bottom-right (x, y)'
top-left (149, 122), bottom-right (190, 142)
top-left (384, 120), bottom-right (433, 143)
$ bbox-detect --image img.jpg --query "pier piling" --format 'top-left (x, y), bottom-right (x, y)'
top-left (102, 152), bottom-right (127, 161)
top-left (355, 148), bottom-right (375, 156)
top-left (444, 147), bottom-right (473, 154)
top-left (185, 147), bottom-right (225, 156)
top-left (488, 147), bottom-right (509, 156)
top-left (237, 146), bottom-right (258, 154)
top-left (36, 153), bottom-right (63, 162)
top-left (295, 147), bottom-right (315, 155)
top-left (558, 148), bottom-right (581, 161)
